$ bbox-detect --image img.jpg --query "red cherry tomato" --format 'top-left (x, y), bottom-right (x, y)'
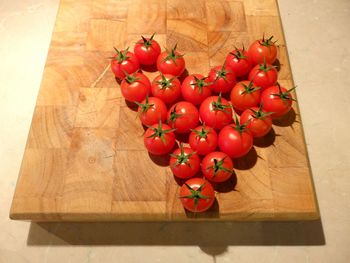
top-left (151, 73), bottom-right (181, 104)
top-left (157, 44), bottom-right (185, 76)
top-left (111, 47), bottom-right (139, 79)
top-left (120, 72), bottom-right (151, 102)
top-left (207, 65), bottom-right (236, 94)
top-left (248, 35), bottom-right (278, 65)
top-left (189, 123), bottom-right (218, 156)
top-left (240, 105), bottom-right (273, 137)
top-left (201, 151), bottom-right (233, 183)
top-left (248, 60), bottom-right (278, 90)
top-left (170, 144), bottom-right (200, 179)
top-left (136, 96), bottom-right (167, 126)
top-left (225, 47), bottom-right (252, 77)
top-left (260, 85), bottom-right (295, 118)
top-left (181, 74), bottom-right (212, 106)
top-left (180, 178), bottom-right (215, 213)
top-left (199, 95), bottom-right (232, 130)
top-left (134, 33), bottom-right (161, 65)
top-left (218, 118), bottom-right (253, 158)
top-left (230, 81), bottom-right (261, 111)
top-left (144, 122), bottom-right (176, 155)
top-left (167, 101), bottom-right (199, 133)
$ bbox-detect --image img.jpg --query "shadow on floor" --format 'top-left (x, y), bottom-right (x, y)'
top-left (27, 219), bottom-right (325, 249)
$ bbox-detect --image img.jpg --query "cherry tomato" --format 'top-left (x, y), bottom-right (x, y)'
top-left (218, 117), bottom-right (253, 158)
top-left (199, 95), bottom-right (232, 130)
top-left (248, 60), bottom-right (278, 90)
top-left (260, 84), bottom-right (296, 118)
top-left (157, 44), bottom-right (185, 76)
top-left (225, 47), bottom-right (252, 77)
top-left (151, 73), bottom-right (181, 104)
top-left (111, 47), bottom-right (139, 79)
top-left (144, 121), bottom-right (176, 155)
top-left (230, 81), bottom-right (261, 111)
top-left (240, 105), bottom-right (273, 137)
top-left (180, 178), bottom-right (215, 213)
top-left (120, 72), bottom-right (151, 102)
top-left (181, 74), bottom-right (212, 106)
top-left (136, 96), bottom-right (167, 126)
top-left (207, 65), bottom-right (236, 94)
top-left (167, 101), bottom-right (199, 133)
top-left (170, 144), bottom-right (200, 179)
top-left (189, 123), bottom-right (218, 156)
top-left (134, 33), bottom-right (161, 65)
top-left (201, 151), bottom-right (233, 183)
top-left (248, 35), bottom-right (278, 65)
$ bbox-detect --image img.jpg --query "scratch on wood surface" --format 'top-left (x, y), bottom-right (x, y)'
top-left (90, 63), bottom-right (111, 88)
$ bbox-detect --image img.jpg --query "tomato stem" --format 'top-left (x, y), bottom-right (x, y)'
top-left (191, 75), bottom-right (212, 93)
top-left (170, 143), bottom-right (196, 167)
top-left (162, 43), bottom-right (184, 64)
top-left (179, 183), bottom-right (210, 210)
top-left (112, 47), bottom-right (130, 63)
top-left (207, 157), bottom-right (233, 177)
top-left (146, 120), bottom-right (176, 144)
top-left (156, 73), bottom-right (177, 90)
top-left (211, 93), bottom-right (231, 113)
top-left (241, 81), bottom-right (261, 94)
top-left (191, 122), bottom-right (211, 139)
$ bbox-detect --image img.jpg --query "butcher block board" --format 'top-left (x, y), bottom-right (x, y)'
top-left (10, 0), bottom-right (319, 221)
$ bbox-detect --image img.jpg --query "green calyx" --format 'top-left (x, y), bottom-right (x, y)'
top-left (146, 121), bottom-right (176, 144)
top-left (214, 63), bottom-right (233, 81)
top-left (258, 58), bottom-right (275, 73)
top-left (137, 32), bottom-right (156, 48)
top-left (156, 73), bottom-right (177, 90)
top-left (229, 45), bottom-right (247, 60)
top-left (211, 93), bottom-right (231, 113)
top-left (191, 75), bottom-right (212, 93)
top-left (134, 96), bottom-right (154, 114)
top-left (231, 115), bottom-right (250, 133)
top-left (250, 104), bottom-right (274, 119)
top-left (241, 81), bottom-right (261, 94)
top-left (179, 183), bottom-right (210, 209)
top-left (112, 47), bottom-right (130, 63)
top-left (162, 43), bottom-right (184, 64)
top-left (170, 143), bottom-right (197, 167)
top-left (123, 71), bottom-right (140, 84)
top-left (190, 122), bottom-right (211, 139)
top-left (271, 83), bottom-right (297, 101)
top-left (169, 104), bottom-right (184, 125)
top-left (259, 34), bottom-right (277, 47)
top-left (207, 157), bottom-right (233, 177)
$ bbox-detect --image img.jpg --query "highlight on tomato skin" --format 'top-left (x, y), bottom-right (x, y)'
top-left (179, 178), bottom-right (215, 213)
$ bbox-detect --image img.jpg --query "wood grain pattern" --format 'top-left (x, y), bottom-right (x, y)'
top-left (10, 0), bottom-right (319, 221)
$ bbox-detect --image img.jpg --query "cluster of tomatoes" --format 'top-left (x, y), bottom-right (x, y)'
top-left (110, 33), bottom-right (295, 213)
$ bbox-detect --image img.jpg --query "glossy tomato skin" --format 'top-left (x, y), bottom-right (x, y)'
top-left (199, 96), bottom-right (233, 130)
top-left (120, 73), bottom-right (151, 102)
top-left (144, 123), bottom-right (176, 155)
top-left (170, 147), bottom-right (200, 179)
top-left (201, 151), bottom-right (233, 183)
top-left (260, 85), bottom-right (293, 118)
top-left (180, 178), bottom-right (215, 213)
top-left (137, 97), bottom-right (167, 126)
top-left (218, 125), bottom-right (253, 158)
top-left (248, 64), bottom-right (278, 90)
top-left (189, 125), bottom-right (218, 156)
top-left (151, 74), bottom-right (181, 104)
top-left (167, 101), bottom-right (199, 133)
top-left (207, 66), bottom-right (236, 94)
top-left (225, 49), bottom-right (252, 77)
top-left (157, 51), bottom-right (185, 76)
top-left (248, 39), bottom-right (277, 65)
top-left (181, 74), bottom-right (212, 106)
top-left (111, 51), bottom-right (139, 79)
top-left (134, 38), bottom-right (161, 65)
top-left (240, 107), bottom-right (272, 137)
top-left (230, 81), bottom-right (261, 111)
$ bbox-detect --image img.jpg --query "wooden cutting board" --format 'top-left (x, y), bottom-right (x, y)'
top-left (10, 0), bottom-right (319, 221)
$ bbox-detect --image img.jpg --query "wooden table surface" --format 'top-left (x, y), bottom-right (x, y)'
top-left (10, 0), bottom-right (319, 221)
